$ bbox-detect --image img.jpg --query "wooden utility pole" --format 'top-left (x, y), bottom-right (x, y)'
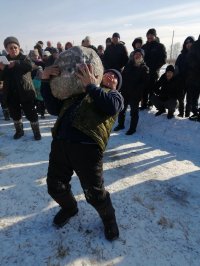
top-left (170, 30), bottom-right (175, 63)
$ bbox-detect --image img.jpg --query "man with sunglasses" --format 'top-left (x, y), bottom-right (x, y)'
top-left (0, 36), bottom-right (41, 140)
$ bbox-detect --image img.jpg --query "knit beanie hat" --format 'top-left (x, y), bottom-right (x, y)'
top-left (132, 37), bottom-right (143, 49)
top-left (104, 69), bottom-right (122, 91)
top-left (4, 36), bottom-right (20, 48)
top-left (146, 28), bottom-right (157, 36)
top-left (166, 65), bottom-right (175, 73)
top-left (112, 32), bottom-right (120, 39)
top-left (132, 48), bottom-right (145, 57)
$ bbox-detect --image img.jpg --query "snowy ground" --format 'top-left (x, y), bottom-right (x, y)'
top-left (0, 106), bottom-right (200, 266)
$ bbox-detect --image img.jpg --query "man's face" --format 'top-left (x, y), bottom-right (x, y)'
top-left (147, 34), bottom-right (156, 43)
top-left (112, 37), bottom-right (120, 45)
top-left (102, 72), bottom-right (118, 89)
top-left (84, 39), bottom-right (90, 47)
top-left (47, 41), bottom-right (52, 47)
top-left (133, 52), bottom-right (143, 61)
top-left (135, 42), bottom-right (142, 49)
top-left (166, 71), bottom-right (174, 80)
top-left (53, 52), bottom-right (59, 59)
top-left (6, 43), bottom-right (20, 58)
top-left (185, 41), bottom-right (193, 50)
top-left (57, 42), bottom-right (62, 49)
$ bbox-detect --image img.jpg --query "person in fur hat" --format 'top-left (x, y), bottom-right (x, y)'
top-left (0, 36), bottom-right (41, 140)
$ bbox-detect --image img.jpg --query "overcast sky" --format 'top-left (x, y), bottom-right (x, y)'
top-left (0, 0), bottom-right (200, 54)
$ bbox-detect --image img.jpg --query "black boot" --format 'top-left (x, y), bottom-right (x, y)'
top-left (177, 112), bottom-right (184, 118)
top-left (126, 129), bottom-right (136, 135)
top-left (114, 124), bottom-right (125, 131)
top-left (30, 121), bottom-right (41, 140)
top-left (94, 194), bottom-right (119, 241)
top-left (155, 109), bottom-right (166, 116)
top-left (52, 191), bottom-right (78, 228)
top-left (53, 208), bottom-right (78, 228)
top-left (3, 109), bottom-right (10, 121)
top-left (13, 120), bottom-right (24, 139)
top-left (167, 112), bottom-right (174, 119)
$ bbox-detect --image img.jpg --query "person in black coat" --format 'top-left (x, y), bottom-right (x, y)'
top-left (141, 28), bottom-right (167, 109)
top-left (0, 36), bottom-right (41, 140)
top-left (151, 65), bottom-right (181, 119)
top-left (175, 36), bottom-right (195, 117)
top-left (103, 32), bottom-right (129, 72)
top-left (114, 48), bottom-right (149, 134)
top-left (187, 35), bottom-right (200, 122)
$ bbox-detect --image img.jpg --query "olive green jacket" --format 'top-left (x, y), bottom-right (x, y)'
top-left (52, 88), bottom-right (118, 151)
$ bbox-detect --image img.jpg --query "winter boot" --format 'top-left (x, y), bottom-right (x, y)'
top-left (177, 112), bottom-right (184, 118)
top-left (126, 129), bottom-right (136, 135)
top-left (3, 109), bottom-right (10, 121)
top-left (13, 120), bottom-right (24, 139)
top-left (155, 109), bottom-right (166, 116)
top-left (53, 208), bottom-right (78, 228)
top-left (114, 124), bottom-right (125, 131)
top-left (30, 121), bottom-right (41, 140)
top-left (52, 192), bottom-right (78, 228)
top-left (126, 115), bottom-right (138, 135)
top-left (167, 112), bottom-right (174, 119)
top-left (95, 194), bottom-right (119, 241)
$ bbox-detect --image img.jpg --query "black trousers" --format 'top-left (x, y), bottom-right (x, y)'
top-left (142, 70), bottom-right (159, 107)
top-left (151, 95), bottom-right (178, 113)
top-left (118, 97), bottom-right (140, 131)
top-left (47, 139), bottom-right (109, 210)
top-left (35, 100), bottom-right (46, 116)
top-left (189, 80), bottom-right (200, 115)
top-left (8, 100), bottom-right (38, 122)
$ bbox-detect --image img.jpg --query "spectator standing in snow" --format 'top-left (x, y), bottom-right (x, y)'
top-left (97, 45), bottom-right (105, 64)
top-left (175, 36), bottom-right (195, 117)
top-left (114, 48), bottom-right (149, 135)
top-left (141, 28), bottom-right (167, 109)
top-left (188, 34), bottom-right (200, 122)
top-left (44, 41), bottom-right (54, 54)
top-left (103, 32), bottom-right (129, 72)
top-left (41, 64), bottom-right (124, 241)
top-left (0, 36), bottom-right (41, 140)
top-left (82, 36), bottom-right (98, 53)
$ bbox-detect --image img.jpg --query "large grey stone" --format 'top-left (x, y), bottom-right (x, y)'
top-left (50, 46), bottom-right (103, 99)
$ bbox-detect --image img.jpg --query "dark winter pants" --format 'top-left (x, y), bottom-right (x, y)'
top-left (36, 100), bottom-right (46, 116)
top-left (8, 100), bottom-right (38, 122)
top-left (142, 70), bottom-right (159, 107)
top-left (150, 95), bottom-right (178, 114)
top-left (0, 91), bottom-right (8, 109)
top-left (47, 139), bottom-right (113, 213)
top-left (118, 97), bottom-right (140, 131)
top-left (189, 80), bottom-right (200, 115)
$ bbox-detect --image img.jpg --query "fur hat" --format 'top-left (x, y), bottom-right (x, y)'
top-left (104, 69), bottom-right (122, 91)
top-left (166, 65), bottom-right (175, 73)
top-left (146, 28), bottom-right (157, 36)
top-left (4, 36), bottom-right (20, 48)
